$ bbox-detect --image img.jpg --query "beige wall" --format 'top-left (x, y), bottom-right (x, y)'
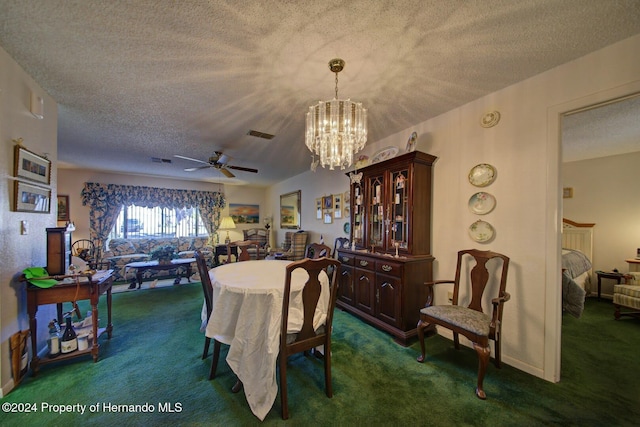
top-left (0, 47), bottom-right (58, 395)
top-left (563, 150), bottom-right (640, 297)
top-left (2, 34), bottom-right (640, 395)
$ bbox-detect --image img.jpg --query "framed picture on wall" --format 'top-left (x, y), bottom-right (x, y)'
top-left (316, 198), bottom-right (322, 220)
top-left (14, 145), bottom-right (51, 185)
top-left (333, 194), bottom-right (342, 219)
top-left (57, 195), bottom-right (70, 221)
top-left (14, 181), bottom-right (51, 213)
top-left (324, 211), bottom-right (333, 224)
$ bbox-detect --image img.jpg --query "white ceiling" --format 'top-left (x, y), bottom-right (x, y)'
top-left (1, 1), bottom-right (639, 186)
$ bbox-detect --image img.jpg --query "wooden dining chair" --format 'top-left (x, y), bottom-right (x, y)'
top-left (333, 237), bottom-right (350, 257)
top-left (416, 249), bottom-right (510, 400)
top-left (195, 250), bottom-right (214, 360)
top-left (227, 241), bottom-right (260, 262)
top-left (279, 257), bottom-right (340, 420)
top-left (304, 243), bottom-right (332, 259)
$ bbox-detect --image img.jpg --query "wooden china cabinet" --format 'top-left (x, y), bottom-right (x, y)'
top-left (337, 151), bottom-right (437, 345)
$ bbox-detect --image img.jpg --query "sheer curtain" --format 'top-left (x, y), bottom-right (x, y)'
top-left (81, 182), bottom-right (225, 258)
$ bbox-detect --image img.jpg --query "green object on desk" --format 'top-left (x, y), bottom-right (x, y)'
top-left (22, 267), bottom-right (58, 288)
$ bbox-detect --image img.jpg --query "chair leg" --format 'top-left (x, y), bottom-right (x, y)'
top-left (473, 342), bottom-right (491, 400)
top-left (416, 319), bottom-right (427, 363)
top-left (209, 339), bottom-right (221, 380)
top-left (202, 336), bottom-right (211, 360)
top-left (279, 355), bottom-right (289, 420)
top-left (453, 332), bottom-right (460, 350)
top-left (324, 343), bottom-right (333, 398)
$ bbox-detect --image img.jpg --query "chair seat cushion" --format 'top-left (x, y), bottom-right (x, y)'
top-left (420, 305), bottom-right (491, 336)
top-left (614, 284), bottom-right (640, 309)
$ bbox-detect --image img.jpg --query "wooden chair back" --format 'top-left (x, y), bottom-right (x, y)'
top-left (228, 240), bottom-right (260, 262)
top-left (333, 237), bottom-right (350, 256)
top-left (304, 243), bottom-right (332, 259)
top-left (195, 250), bottom-right (214, 359)
top-left (279, 257), bottom-right (340, 419)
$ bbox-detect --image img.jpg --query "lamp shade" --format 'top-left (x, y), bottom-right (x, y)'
top-left (219, 216), bottom-right (236, 244)
top-left (219, 216), bottom-right (236, 230)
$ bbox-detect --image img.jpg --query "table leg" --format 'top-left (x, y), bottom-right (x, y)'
top-left (106, 287), bottom-right (113, 339)
top-left (27, 293), bottom-right (40, 375)
top-left (186, 264), bottom-right (193, 282)
top-left (136, 271), bottom-right (143, 288)
top-left (90, 299), bottom-right (100, 363)
top-left (598, 275), bottom-right (602, 300)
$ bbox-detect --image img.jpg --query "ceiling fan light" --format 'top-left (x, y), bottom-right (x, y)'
top-left (305, 59), bottom-right (367, 170)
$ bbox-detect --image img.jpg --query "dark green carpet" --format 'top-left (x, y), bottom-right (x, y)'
top-left (1, 283), bottom-right (638, 426)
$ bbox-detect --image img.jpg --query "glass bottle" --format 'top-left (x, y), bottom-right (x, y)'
top-left (60, 316), bottom-right (78, 354)
top-left (48, 320), bottom-right (60, 357)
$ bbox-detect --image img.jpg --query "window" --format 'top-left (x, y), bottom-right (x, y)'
top-left (109, 205), bottom-right (208, 239)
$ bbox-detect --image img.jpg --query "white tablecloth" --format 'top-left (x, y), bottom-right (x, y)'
top-left (203, 259), bottom-right (329, 420)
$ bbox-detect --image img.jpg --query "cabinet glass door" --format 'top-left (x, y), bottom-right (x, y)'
top-left (351, 181), bottom-right (364, 247)
top-left (390, 169), bottom-right (410, 251)
top-left (367, 174), bottom-right (384, 250)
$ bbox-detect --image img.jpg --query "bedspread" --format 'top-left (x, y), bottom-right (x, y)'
top-left (562, 248), bottom-right (592, 278)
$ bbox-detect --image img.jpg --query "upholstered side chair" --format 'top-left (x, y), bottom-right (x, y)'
top-left (416, 249), bottom-right (510, 400)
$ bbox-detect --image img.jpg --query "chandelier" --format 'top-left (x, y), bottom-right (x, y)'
top-left (305, 58), bottom-right (367, 170)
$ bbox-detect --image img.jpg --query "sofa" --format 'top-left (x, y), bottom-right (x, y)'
top-left (103, 236), bottom-right (212, 282)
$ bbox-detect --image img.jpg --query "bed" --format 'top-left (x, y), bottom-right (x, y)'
top-left (561, 218), bottom-right (595, 317)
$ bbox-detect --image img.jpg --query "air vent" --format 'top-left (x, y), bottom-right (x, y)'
top-left (151, 157), bottom-right (172, 163)
top-left (247, 130), bottom-right (275, 140)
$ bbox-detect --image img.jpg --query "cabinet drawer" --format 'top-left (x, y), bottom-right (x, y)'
top-left (355, 256), bottom-right (375, 270)
top-left (376, 260), bottom-right (402, 277)
top-left (337, 252), bottom-right (355, 266)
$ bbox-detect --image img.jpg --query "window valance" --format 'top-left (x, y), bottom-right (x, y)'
top-left (80, 182), bottom-right (225, 210)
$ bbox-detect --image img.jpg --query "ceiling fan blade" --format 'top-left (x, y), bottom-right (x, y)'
top-left (219, 167), bottom-right (235, 178)
top-left (227, 165), bottom-right (258, 173)
top-left (216, 153), bottom-right (229, 165)
top-left (184, 165), bottom-right (212, 172)
top-left (174, 154), bottom-right (209, 165)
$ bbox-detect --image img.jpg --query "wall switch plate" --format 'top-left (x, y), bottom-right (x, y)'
top-left (21, 220), bottom-right (28, 235)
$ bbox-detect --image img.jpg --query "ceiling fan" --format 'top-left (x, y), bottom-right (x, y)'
top-left (174, 151), bottom-right (258, 178)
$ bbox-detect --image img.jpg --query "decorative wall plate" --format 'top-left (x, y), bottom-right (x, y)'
top-left (469, 220), bottom-right (494, 242)
top-left (405, 131), bottom-right (418, 152)
top-left (468, 163), bottom-right (496, 187)
top-left (343, 222), bottom-right (350, 235)
top-left (468, 192), bottom-right (496, 215)
top-left (480, 111), bottom-right (500, 128)
top-left (371, 146), bottom-right (399, 164)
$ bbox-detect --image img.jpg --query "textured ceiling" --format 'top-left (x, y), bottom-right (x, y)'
top-left (1, 1), bottom-right (639, 185)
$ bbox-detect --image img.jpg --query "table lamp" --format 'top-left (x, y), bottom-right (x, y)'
top-left (219, 216), bottom-right (236, 244)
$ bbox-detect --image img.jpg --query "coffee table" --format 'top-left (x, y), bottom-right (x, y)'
top-left (124, 258), bottom-right (195, 288)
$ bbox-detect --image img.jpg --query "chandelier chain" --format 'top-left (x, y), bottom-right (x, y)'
top-left (335, 72), bottom-right (339, 99)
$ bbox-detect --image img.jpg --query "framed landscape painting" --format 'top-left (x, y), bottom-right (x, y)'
top-left (229, 203), bottom-right (259, 224)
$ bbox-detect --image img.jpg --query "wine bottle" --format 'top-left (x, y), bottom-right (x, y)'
top-left (60, 316), bottom-right (78, 354)
top-left (48, 320), bottom-right (60, 357)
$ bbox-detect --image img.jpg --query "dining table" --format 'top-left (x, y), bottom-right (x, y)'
top-left (203, 259), bottom-right (329, 420)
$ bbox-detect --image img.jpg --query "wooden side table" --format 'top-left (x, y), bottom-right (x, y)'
top-left (26, 270), bottom-right (114, 375)
top-left (595, 270), bottom-right (624, 300)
